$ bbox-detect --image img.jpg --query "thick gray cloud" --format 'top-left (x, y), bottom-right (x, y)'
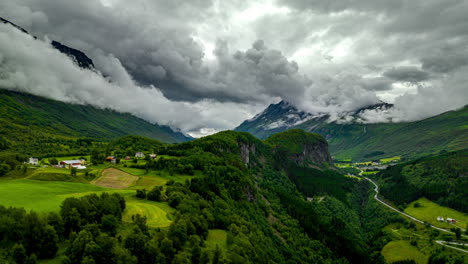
top-left (421, 52), bottom-right (468, 73)
top-left (361, 77), bottom-right (393, 91)
top-left (383, 67), bottom-right (430, 83)
top-left (0, 23), bottom-right (261, 136)
top-left (0, 0), bottom-right (467, 134)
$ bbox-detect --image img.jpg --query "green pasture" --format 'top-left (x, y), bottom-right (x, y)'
top-left (0, 179), bottom-right (109, 212)
top-left (381, 240), bottom-right (428, 264)
top-left (344, 174), bottom-right (361, 180)
top-left (380, 156), bottom-right (401, 163)
top-left (405, 198), bottom-right (468, 230)
top-left (362, 171), bottom-right (380, 175)
top-left (122, 197), bottom-right (174, 228)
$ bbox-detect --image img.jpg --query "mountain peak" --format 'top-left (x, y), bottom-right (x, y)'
top-left (1, 16), bottom-right (94, 70)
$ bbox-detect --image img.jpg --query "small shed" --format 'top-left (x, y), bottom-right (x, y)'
top-left (105, 156), bottom-right (117, 164)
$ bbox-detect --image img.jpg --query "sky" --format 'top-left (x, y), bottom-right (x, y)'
top-left (0, 0), bottom-right (467, 137)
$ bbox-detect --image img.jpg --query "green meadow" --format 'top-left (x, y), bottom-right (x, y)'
top-left (123, 197), bottom-right (174, 228)
top-left (381, 240), bottom-right (428, 264)
top-left (405, 198), bottom-right (468, 230)
top-left (0, 165), bottom-right (182, 227)
top-left (0, 179), bottom-right (109, 212)
top-left (380, 156), bottom-right (401, 163)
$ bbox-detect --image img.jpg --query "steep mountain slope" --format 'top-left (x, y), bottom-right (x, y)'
top-left (0, 89), bottom-right (190, 153)
top-left (236, 101), bottom-right (468, 160)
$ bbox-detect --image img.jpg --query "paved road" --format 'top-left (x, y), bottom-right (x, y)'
top-left (363, 176), bottom-right (468, 253)
top-left (435, 241), bottom-right (468, 254)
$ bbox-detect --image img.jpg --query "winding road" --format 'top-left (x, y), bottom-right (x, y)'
top-left (363, 176), bottom-right (468, 254)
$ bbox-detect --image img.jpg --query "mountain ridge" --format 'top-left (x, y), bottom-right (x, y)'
top-left (236, 100), bottom-right (468, 160)
top-left (0, 89), bottom-right (191, 156)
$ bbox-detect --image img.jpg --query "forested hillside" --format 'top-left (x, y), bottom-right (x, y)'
top-left (378, 150), bottom-right (468, 213)
top-left (0, 130), bottom-right (411, 263)
top-left (0, 89), bottom-right (190, 156)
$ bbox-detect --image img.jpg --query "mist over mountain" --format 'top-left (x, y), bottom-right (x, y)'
top-left (2, 0), bottom-right (468, 136)
top-left (236, 100), bottom-right (468, 160)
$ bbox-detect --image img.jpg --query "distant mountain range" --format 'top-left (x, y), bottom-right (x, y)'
top-left (236, 100), bottom-right (468, 160)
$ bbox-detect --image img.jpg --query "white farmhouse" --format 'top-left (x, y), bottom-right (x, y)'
top-left (28, 157), bottom-right (39, 165)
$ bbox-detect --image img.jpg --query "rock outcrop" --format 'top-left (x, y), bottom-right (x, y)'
top-left (265, 129), bottom-right (333, 168)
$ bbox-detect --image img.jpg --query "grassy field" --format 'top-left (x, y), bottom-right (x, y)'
top-left (382, 222), bottom-right (468, 264)
top-left (205, 229), bottom-right (228, 250)
top-left (130, 176), bottom-right (168, 189)
top-left (380, 156), bottom-right (401, 163)
top-left (381, 240), bottom-right (428, 264)
top-left (119, 167), bottom-right (197, 187)
top-left (0, 179), bottom-right (110, 212)
top-left (405, 198), bottom-right (468, 229)
top-left (123, 197), bottom-right (174, 228)
top-left (93, 168), bottom-right (138, 189)
top-left (344, 174), bottom-right (362, 180)
top-left (0, 163), bottom-right (196, 233)
top-left (362, 171), bottom-right (380, 175)
top-left (335, 163), bottom-right (353, 168)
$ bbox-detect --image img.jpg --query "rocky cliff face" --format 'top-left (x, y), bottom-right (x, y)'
top-left (289, 139), bottom-right (333, 167)
top-left (264, 129), bottom-right (333, 168)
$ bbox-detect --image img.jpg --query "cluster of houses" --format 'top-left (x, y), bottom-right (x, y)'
top-left (437, 216), bottom-right (457, 223)
top-left (106, 152), bottom-right (158, 163)
top-left (357, 165), bottom-right (389, 171)
top-left (27, 152), bottom-right (157, 169)
top-left (123, 152), bottom-right (157, 161)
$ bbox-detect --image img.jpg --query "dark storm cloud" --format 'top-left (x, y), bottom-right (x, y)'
top-left (383, 67), bottom-right (430, 83)
top-left (0, 22), bottom-right (261, 135)
top-left (278, 0), bottom-right (404, 14)
top-left (1, 0), bottom-right (222, 102)
top-left (421, 52), bottom-right (468, 73)
top-left (361, 78), bottom-right (393, 91)
top-left (1, 0), bottom-right (467, 132)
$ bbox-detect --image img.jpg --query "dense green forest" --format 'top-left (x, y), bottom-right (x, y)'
top-left (378, 150), bottom-right (468, 213)
top-left (0, 130), bottom-right (418, 264)
top-left (0, 128), bottom-right (466, 263)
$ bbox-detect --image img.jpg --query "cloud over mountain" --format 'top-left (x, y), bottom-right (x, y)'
top-left (0, 0), bottom-right (467, 134)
